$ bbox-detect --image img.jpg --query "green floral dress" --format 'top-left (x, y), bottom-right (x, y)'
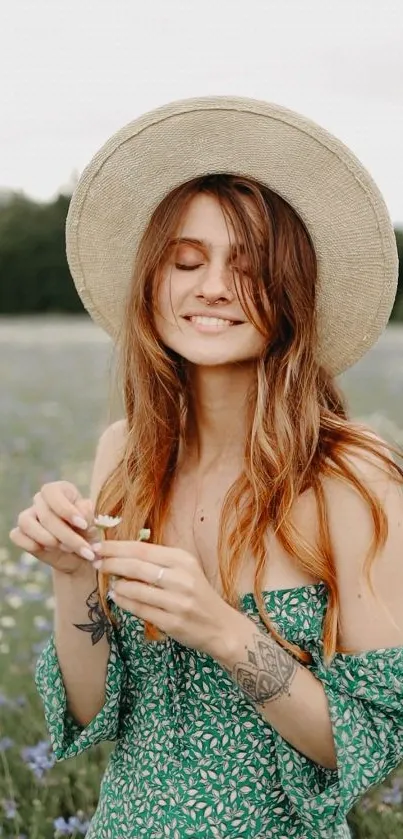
top-left (35, 583), bottom-right (403, 839)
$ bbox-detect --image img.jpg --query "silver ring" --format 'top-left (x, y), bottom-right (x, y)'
top-left (154, 566), bottom-right (165, 586)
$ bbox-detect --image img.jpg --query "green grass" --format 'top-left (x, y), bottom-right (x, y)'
top-left (1, 316), bottom-right (402, 838)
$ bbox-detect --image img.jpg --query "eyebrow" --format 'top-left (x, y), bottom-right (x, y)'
top-left (169, 237), bottom-right (253, 255)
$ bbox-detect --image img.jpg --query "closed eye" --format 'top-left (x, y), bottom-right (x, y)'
top-left (175, 263), bottom-right (203, 271)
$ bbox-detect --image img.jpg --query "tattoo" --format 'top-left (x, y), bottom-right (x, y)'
top-left (227, 632), bottom-right (298, 707)
top-left (73, 587), bottom-right (113, 645)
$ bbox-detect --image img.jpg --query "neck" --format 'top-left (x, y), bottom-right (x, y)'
top-left (179, 362), bottom-right (255, 476)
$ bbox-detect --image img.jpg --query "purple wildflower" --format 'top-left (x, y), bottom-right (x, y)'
top-left (381, 777), bottom-right (403, 805)
top-left (0, 737), bottom-right (14, 751)
top-left (2, 798), bottom-right (18, 818)
top-left (53, 815), bottom-right (90, 836)
top-left (54, 817), bottom-right (72, 835)
top-left (21, 739), bottom-right (56, 779)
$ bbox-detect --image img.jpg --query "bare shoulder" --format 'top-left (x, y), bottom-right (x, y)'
top-left (90, 419), bottom-right (128, 504)
top-left (320, 424), bottom-right (403, 650)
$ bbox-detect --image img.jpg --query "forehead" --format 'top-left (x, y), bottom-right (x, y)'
top-left (176, 192), bottom-right (260, 248)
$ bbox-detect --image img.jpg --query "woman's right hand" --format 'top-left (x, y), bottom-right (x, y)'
top-left (8, 481), bottom-right (102, 576)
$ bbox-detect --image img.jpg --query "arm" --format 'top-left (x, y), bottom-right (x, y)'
top-left (210, 440), bottom-right (403, 770)
top-left (212, 611), bottom-right (337, 769)
top-left (51, 419), bottom-right (127, 727)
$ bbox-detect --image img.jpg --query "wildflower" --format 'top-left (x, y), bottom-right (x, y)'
top-left (0, 737), bottom-right (14, 751)
top-left (54, 817), bottom-right (72, 836)
top-left (21, 740), bottom-right (56, 779)
top-left (18, 551), bottom-right (37, 567)
top-left (0, 615), bottom-right (16, 628)
top-left (6, 595), bottom-right (23, 609)
top-left (45, 596), bottom-right (55, 610)
top-left (381, 777), bottom-right (403, 805)
top-left (33, 615), bottom-right (53, 631)
top-left (54, 814), bottom-right (90, 836)
top-left (2, 798), bottom-right (18, 819)
top-left (94, 514), bottom-right (122, 529)
top-left (138, 528), bottom-right (151, 541)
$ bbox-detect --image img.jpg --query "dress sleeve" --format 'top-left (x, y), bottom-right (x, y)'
top-left (34, 601), bottom-right (126, 761)
top-left (272, 642), bottom-right (403, 838)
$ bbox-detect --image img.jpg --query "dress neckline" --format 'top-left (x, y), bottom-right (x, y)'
top-left (238, 581), bottom-right (326, 607)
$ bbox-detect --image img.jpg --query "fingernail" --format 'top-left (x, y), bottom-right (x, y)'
top-left (93, 560), bottom-right (103, 570)
top-left (90, 542), bottom-right (103, 551)
top-left (80, 546), bottom-right (95, 561)
top-left (72, 516), bottom-right (88, 530)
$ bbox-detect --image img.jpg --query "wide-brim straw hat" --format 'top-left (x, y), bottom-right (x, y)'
top-left (66, 95), bottom-right (398, 376)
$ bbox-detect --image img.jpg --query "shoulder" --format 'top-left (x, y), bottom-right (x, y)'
top-left (320, 424), bottom-right (403, 650)
top-left (90, 419), bottom-right (128, 504)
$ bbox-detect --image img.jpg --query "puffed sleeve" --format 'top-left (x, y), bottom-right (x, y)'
top-left (272, 641), bottom-right (403, 839)
top-left (34, 601), bottom-right (126, 761)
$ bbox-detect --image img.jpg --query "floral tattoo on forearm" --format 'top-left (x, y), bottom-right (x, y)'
top-left (73, 586), bottom-right (113, 645)
top-left (225, 631), bottom-right (298, 707)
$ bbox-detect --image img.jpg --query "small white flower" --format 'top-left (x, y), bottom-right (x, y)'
top-left (6, 596), bottom-right (23, 610)
top-left (94, 514), bottom-right (122, 529)
top-left (138, 528), bottom-right (151, 541)
top-left (45, 596), bottom-right (55, 610)
top-left (0, 616), bottom-right (16, 628)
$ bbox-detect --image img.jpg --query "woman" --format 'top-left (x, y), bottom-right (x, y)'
top-left (10, 96), bottom-right (403, 838)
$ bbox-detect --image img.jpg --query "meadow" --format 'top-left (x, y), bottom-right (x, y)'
top-left (1, 316), bottom-right (403, 839)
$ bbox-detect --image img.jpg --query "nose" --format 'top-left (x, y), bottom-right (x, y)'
top-left (196, 257), bottom-right (234, 303)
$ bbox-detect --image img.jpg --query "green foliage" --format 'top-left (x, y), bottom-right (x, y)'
top-left (0, 191), bottom-right (402, 319)
top-left (0, 193), bottom-right (83, 314)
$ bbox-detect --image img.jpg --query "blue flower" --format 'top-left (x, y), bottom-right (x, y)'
top-left (53, 817), bottom-right (72, 835)
top-left (381, 777), bottom-right (403, 805)
top-left (21, 739), bottom-right (56, 779)
top-left (0, 737), bottom-right (14, 751)
top-left (53, 815), bottom-right (90, 836)
top-left (2, 798), bottom-right (18, 819)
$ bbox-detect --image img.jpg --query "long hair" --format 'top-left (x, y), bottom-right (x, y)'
top-left (95, 173), bottom-right (403, 665)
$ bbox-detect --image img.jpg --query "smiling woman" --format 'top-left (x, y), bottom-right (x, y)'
top-left (22, 96), bottom-right (403, 839)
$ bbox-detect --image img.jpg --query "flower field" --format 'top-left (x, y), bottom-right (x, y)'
top-left (1, 316), bottom-right (403, 838)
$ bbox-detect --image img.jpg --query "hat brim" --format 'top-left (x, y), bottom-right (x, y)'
top-left (66, 96), bottom-right (398, 376)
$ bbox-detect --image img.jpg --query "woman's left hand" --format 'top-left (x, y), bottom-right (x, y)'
top-left (94, 539), bottom-right (238, 656)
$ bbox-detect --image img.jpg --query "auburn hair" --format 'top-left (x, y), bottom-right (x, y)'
top-left (95, 173), bottom-right (403, 665)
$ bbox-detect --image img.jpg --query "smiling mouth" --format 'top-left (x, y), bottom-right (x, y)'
top-left (183, 316), bottom-right (243, 326)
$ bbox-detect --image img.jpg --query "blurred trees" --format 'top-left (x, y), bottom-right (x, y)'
top-left (0, 190), bottom-right (402, 319)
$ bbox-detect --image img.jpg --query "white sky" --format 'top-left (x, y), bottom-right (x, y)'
top-left (2, 0), bottom-right (403, 224)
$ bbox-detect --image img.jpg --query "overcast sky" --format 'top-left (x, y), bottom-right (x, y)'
top-left (2, 0), bottom-right (403, 224)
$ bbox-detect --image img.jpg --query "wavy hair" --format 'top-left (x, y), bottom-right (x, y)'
top-left (95, 173), bottom-right (403, 665)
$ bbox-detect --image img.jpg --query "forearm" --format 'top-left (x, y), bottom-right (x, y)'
top-left (211, 609), bottom-right (337, 770)
top-left (52, 568), bottom-right (113, 727)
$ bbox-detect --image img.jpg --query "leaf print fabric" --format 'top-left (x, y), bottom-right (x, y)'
top-left (34, 584), bottom-right (403, 838)
top-left (35, 600), bottom-right (126, 760)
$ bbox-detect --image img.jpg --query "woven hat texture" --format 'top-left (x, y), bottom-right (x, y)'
top-left (66, 96), bottom-right (398, 375)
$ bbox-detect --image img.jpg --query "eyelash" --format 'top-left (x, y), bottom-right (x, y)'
top-left (175, 263), bottom-right (244, 272)
top-left (175, 263), bottom-right (202, 271)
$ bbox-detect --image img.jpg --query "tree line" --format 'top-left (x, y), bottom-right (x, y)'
top-left (0, 191), bottom-right (402, 320)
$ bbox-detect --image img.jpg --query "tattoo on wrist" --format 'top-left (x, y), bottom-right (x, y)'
top-left (227, 632), bottom-right (298, 707)
top-left (73, 586), bottom-right (113, 645)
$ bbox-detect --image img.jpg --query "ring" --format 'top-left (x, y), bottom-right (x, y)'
top-left (154, 566), bottom-right (165, 587)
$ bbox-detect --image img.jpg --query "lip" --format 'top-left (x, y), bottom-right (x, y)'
top-left (182, 313), bottom-right (244, 323)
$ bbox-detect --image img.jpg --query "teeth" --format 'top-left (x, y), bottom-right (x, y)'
top-left (190, 316), bottom-right (234, 326)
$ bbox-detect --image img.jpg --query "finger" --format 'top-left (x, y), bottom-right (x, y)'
top-left (95, 556), bottom-right (163, 583)
top-left (32, 495), bottom-right (98, 559)
top-left (110, 588), bottom-right (168, 627)
top-left (39, 482), bottom-right (89, 530)
top-left (17, 508), bottom-right (61, 550)
top-left (9, 526), bottom-right (45, 554)
top-left (98, 540), bottom-right (176, 562)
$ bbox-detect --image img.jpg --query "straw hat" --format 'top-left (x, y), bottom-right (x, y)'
top-left (66, 96), bottom-right (398, 376)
